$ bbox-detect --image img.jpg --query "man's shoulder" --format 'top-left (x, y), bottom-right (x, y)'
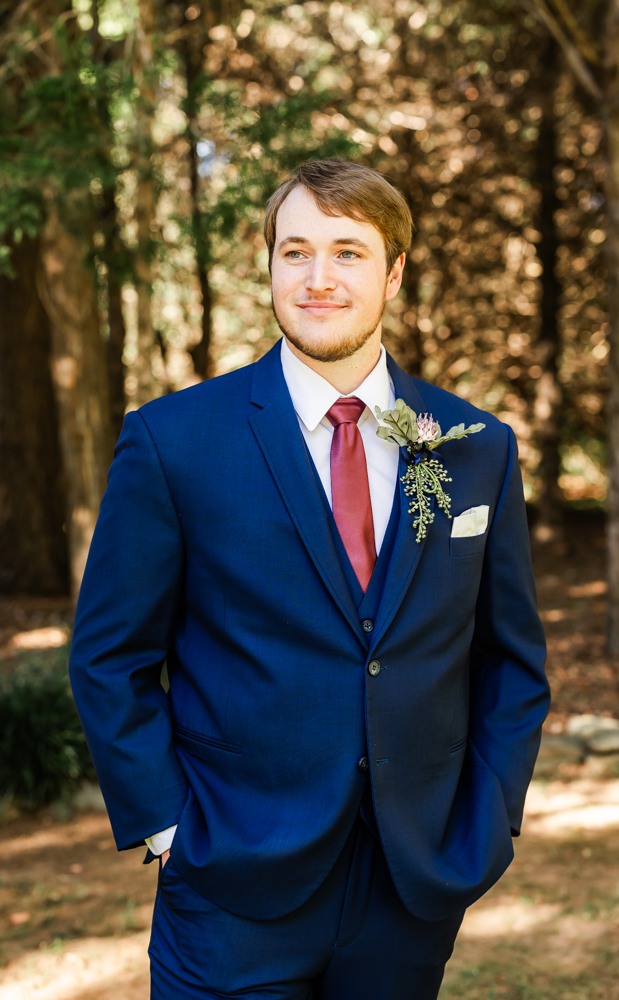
top-left (135, 361), bottom-right (256, 430)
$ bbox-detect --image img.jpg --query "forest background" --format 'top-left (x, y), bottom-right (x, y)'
top-left (0, 1), bottom-right (617, 703)
top-left (0, 0), bottom-right (611, 597)
top-left (1, 0), bottom-right (614, 612)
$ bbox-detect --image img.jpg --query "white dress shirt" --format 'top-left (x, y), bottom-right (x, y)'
top-left (145, 338), bottom-right (400, 856)
top-left (280, 337), bottom-right (399, 552)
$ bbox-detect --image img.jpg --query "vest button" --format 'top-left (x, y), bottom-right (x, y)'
top-left (357, 756), bottom-right (369, 772)
top-left (367, 660), bottom-right (381, 676)
top-left (362, 619), bottom-right (374, 632)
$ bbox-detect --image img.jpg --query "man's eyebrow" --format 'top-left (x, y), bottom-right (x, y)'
top-left (332, 238), bottom-right (371, 250)
top-left (277, 236), bottom-right (372, 250)
top-left (278, 236), bottom-right (311, 248)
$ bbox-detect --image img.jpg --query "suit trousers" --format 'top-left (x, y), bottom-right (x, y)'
top-left (149, 814), bottom-right (464, 1000)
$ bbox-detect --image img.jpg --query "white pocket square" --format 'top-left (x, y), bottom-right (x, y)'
top-left (451, 505), bottom-right (489, 538)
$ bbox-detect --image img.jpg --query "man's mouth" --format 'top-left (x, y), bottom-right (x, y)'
top-left (296, 301), bottom-right (348, 315)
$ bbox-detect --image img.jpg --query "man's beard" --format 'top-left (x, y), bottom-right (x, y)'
top-left (272, 298), bottom-right (386, 363)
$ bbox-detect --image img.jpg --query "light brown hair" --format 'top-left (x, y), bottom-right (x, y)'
top-left (264, 158), bottom-right (413, 272)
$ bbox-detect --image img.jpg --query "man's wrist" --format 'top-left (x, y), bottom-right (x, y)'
top-left (145, 825), bottom-right (177, 855)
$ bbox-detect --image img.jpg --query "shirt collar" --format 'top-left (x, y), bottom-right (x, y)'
top-left (280, 336), bottom-right (393, 433)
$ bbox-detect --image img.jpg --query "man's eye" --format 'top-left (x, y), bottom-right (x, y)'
top-left (339, 251), bottom-right (360, 259)
top-left (285, 250), bottom-right (305, 258)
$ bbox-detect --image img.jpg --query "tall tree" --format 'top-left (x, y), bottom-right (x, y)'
top-left (39, 208), bottom-right (113, 599)
top-left (177, 4), bottom-right (215, 380)
top-left (0, 235), bottom-right (69, 596)
top-left (100, 187), bottom-right (128, 443)
top-left (526, 0), bottom-right (618, 649)
top-left (0, 2), bottom-right (121, 596)
top-left (132, 0), bottom-right (158, 404)
top-left (531, 37), bottom-right (564, 544)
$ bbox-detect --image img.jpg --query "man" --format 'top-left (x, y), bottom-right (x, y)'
top-left (70, 159), bottom-right (549, 999)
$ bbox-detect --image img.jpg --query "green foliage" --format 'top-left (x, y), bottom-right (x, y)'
top-left (0, 647), bottom-right (94, 809)
top-left (177, 78), bottom-right (362, 269)
top-left (375, 400), bottom-right (485, 450)
top-left (376, 399), bottom-right (421, 448)
top-left (375, 399), bottom-right (485, 540)
top-left (0, 19), bottom-right (131, 273)
top-left (402, 457), bottom-right (453, 543)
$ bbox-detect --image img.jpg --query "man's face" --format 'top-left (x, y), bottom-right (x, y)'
top-left (270, 186), bottom-right (404, 363)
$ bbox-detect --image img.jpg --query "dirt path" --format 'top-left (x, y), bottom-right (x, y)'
top-left (1, 780), bottom-right (619, 999)
top-left (0, 812), bottom-right (154, 999)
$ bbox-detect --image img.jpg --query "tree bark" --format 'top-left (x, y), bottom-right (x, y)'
top-left (532, 39), bottom-right (564, 544)
top-left (99, 186), bottom-right (127, 443)
top-left (39, 210), bottom-right (113, 601)
top-left (133, 0), bottom-right (157, 405)
top-left (0, 236), bottom-right (69, 596)
top-left (180, 13), bottom-right (213, 381)
top-left (107, 267), bottom-right (127, 442)
top-left (605, 0), bottom-right (619, 654)
top-left (399, 256), bottom-right (422, 377)
top-left (190, 265), bottom-right (213, 379)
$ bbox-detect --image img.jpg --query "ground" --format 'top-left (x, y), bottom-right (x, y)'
top-left (1, 510), bottom-right (618, 999)
top-left (1, 783), bottom-right (619, 1000)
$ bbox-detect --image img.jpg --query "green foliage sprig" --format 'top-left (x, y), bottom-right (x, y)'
top-left (375, 400), bottom-right (486, 543)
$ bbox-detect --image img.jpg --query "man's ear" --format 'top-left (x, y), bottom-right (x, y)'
top-left (386, 253), bottom-right (406, 301)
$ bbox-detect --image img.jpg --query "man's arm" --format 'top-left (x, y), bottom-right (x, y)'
top-left (69, 411), bottom-right (189, 850)
top-left (469, 424), bottom-right (550, 836)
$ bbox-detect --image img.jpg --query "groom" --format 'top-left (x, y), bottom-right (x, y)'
top-left (70, 159), bottom-right (548, 999)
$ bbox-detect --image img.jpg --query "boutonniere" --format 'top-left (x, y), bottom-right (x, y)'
top-left (375, 400), bottom-right (485, 543)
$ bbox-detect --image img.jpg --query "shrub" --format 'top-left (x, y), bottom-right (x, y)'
top-left (0, 645), bottom-right (95, 809)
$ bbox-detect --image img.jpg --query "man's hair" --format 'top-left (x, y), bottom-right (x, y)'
top-left (263, 158), bottom-right (413, 272)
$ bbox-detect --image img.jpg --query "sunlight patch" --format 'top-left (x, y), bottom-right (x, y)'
top-left (0, 932), bottom-right (149, 1000)
top-left (460, 899), bottom-right (561, 938)
top-left (524, 779), bottom-right (619, 834)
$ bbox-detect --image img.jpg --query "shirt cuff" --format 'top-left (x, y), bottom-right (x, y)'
top-left (145, 825), bottom-right (177, 855)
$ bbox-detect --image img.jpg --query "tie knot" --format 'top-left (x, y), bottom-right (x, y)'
top-left (326, 397), bottom-right (366, 428)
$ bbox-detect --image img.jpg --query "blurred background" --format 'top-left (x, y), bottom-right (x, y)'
top-left (2, 1), bottom-right (619, 998)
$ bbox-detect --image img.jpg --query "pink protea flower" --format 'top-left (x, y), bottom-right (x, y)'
top-left (416, 413), bottom-right (440, 443)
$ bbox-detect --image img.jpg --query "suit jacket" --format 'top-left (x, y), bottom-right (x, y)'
top-left (69, 342), bottom-right (549, 921)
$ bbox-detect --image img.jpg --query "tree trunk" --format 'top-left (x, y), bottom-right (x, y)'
top-left (399, 249), bottom-right (422, 377)
top-left (107, 269), bottom-right (127, 442)
top-left (0, 236), bottom-right (69, 596)
top-left (180, 19), bottom-right (213, 381)
top-left (39, 210), bottom-right (113, 601)
top-left (605, 0), bottom-right (619, 655)
top-left (532, 39), bottom-right (564, 545)
top-left (133, 0), bottom-right (157, 405)
top-left (134, 176), bottom-right (156, 404)
top-left (190, 266), bottom-right (213, 380)
top-left (100, 187), bottom-right (127, 443)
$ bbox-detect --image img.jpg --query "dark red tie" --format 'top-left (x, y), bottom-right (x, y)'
top-left (326, 398), bottom-right (377, 592)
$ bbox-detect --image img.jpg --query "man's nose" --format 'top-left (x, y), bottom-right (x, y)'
top-left (304, 254), bottom-right (337, 292)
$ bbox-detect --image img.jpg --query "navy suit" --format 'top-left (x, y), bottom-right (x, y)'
top-left (70, 342), bottom-right (548, 995)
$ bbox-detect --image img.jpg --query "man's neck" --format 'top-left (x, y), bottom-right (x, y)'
top-left (284, 330), bottom-right (383, 396)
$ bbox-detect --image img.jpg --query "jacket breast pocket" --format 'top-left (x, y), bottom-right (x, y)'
top-left (449, 533), bottom-right (487, 558)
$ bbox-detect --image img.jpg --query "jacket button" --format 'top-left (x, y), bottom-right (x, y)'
top-left (367, 660), bottom-right (381, 676)
top-left (357, 756), bottom-right (369, 772)
top-left (362, 619), bottom-right (374, 632)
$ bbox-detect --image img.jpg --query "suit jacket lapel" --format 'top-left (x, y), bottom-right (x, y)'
top-left (371, 356), bottom-right (431, 649)
top-left (249, 343), bottom-right (366, 647)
